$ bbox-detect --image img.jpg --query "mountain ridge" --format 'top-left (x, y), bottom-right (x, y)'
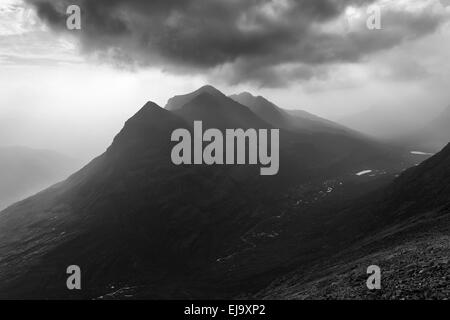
top-left (0, 85), bottom-right (428, 299)
top-left (229, 91), bottom-right (359, 136)
top-left (165, 85), bottom-right (227, 111)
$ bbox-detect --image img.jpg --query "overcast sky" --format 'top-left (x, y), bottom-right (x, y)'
top-left (1, 0), bottom-right (450, 160)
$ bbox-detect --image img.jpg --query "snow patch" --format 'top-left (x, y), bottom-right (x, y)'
top-left (410, 151), bottom-right (434, 156)
top-left (356, 170), bottom-right (372, 176)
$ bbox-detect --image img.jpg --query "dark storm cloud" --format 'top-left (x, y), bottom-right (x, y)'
top-left (25, 0), bottom-right (447, 86)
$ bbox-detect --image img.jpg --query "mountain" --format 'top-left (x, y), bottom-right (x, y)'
top-left (229, 92), bottom-right (290, 128)
top-left (169, 86), bottom-right (411, 180)
top-left (0, 101), bottom-right (278, 299)
top-left (173, 89), bottom-right (270, 130)
top-left (0, 146), bottom-right (81, 210)
top-left (230, 91), bottom-right (415, 174)
top-left (165, 85), bottom-right (225, 111)
top-left (253, 143), bottom-right (450, 299)
top-left (229, 92), bottom-right (355, 135)
top-left (0, 86), bottom-right (418, 299)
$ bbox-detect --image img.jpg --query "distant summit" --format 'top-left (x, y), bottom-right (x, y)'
top-left (229, 92), bottom-right (278, 112)
top-left (172, 89), bottom-right (269, 129)
top-left (229, 92), bottom-right (287, 128)
top-left (230, 91), bottom-right (359, 136)
top-left (165, 85), bottom-right (225, 111)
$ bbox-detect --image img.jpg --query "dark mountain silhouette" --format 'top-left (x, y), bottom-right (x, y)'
top-left (0, 86), bottom-right (421, 299)
top-left (230, 92), bottom-right (355, 135)
top-left (254, 143), bottom-right (450, 299)
top-left (169, 86), bottom-right (411, 180)
top-left (229, 92), bottom-right (290, 128)
top-left (230, 91), bottom-right (415, 174)
top-left (165, 85), bottom-right (225, 111)
top-left (174, 90), bottom-right (270, 130)
top-left (0, 146), bottom-right (81, 210)
top-left (0, 100), bottom-right (280, 299)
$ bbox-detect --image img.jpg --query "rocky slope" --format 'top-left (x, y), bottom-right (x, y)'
top-left (252, 143), bottom-right (450, 300)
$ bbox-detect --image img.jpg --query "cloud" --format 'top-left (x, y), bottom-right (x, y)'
top-left (24, 0), bottom-right (449, 87)
top-left (0, 1), bottom-right (81, 67)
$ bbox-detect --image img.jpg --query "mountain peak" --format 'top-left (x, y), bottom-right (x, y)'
top-left (165, 85), bottom-right (226, 111)
top-left (197, 85), bottom-right (223, 95)
top-left (230, 91), bottom-right (281, 115)
top-left (109, 101), bottom-right (185, 153)
top-left (124, 101), bottom-right (183, 130)
top-left (142, 100), bottom-right (163, 110)
top-left (131, 101), bottom-right (167, 120)
top-left (172, 88), bottom-right (270, 129)
top-left (234, 91), bottom-right (255, 98)
top-left (187, 91), bottom-right (219, 104)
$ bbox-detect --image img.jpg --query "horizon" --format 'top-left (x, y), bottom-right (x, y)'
top-left (1, 0), bottom-right (450, 161)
